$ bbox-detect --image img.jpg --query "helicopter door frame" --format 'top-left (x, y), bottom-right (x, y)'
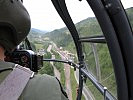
top-left (86, 0), bottom-right (133, 99)
top-left (51, 0), bottom-right (133, 99)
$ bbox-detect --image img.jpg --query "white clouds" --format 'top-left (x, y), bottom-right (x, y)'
top-left (23, 0), bottom-right (94, 31)
top-left (121, 0), bottom-right (133, 8)
top-left (24, 0), bottom-right (65, 31)
top-left (65, 0), bottom-right (94, 23)
top-left (23, 0), bottom-right (133, 31)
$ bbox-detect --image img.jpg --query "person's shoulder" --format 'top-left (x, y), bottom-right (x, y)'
top-left (0, 61), bottom-right (15, 83)
top-left (20, 74), bottom-right (67, 100)
top-left (0, 60), bottom-right (15, 69)
top-left (28, 74), bottom-right (62, 92)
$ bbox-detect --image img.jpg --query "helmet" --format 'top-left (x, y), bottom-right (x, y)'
top-left (0, 0), bottom-right (31, 51)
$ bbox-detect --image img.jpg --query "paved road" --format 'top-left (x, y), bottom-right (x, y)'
top-left (51, 55), bottom-right (61, 80)
top-left (51, 44), bottom-right (72, 100)
top-left (51, 42), bottom-right (95, 100)
top-left (47, 45), bottom-right (61, 80)
top-left (47, 44), bottom-right (52, 52)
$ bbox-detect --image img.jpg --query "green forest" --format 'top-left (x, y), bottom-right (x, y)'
top-left (42, 7), bottom-right (133, 99)
top-left (28, 7), bottom-right (133, 100)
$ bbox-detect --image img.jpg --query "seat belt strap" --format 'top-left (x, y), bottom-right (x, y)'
top-left (0, 64), bottom-right (34, 100)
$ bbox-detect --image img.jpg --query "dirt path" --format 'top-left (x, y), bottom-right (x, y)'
top-left (49, 43), bottom-right (72, 100)
top-left (51, 55), bottom-right (61, 81)
top-left (61, 54), bottom-right (72, 100)
top-left (47, 45), bottom-right (61, 80)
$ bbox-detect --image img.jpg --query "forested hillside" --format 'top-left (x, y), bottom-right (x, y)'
top-left (43, 7), bottom-right (133, 50)
top-left (43, 7), bottom-right (133, 99)
top-left (43, 27), bottom-right (73, 47)
top-left (28, 28), bottom-right (47, 42)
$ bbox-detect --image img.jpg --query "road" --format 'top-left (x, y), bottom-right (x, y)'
top-left (51, 42), bottom-right (95, 100)
top-left (47, 44), bottom-right (52, 52)
top-left (47, 45), bottom-right (61, 81)
top-left (51, 55), bottom-right (61, 81)
top-left (58, 50), bottom-right (95, 100)
top-left (49, 44), bottom-right (72, 100)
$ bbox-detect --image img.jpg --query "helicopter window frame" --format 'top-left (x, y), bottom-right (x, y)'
top-left (51, 0), bottom-right (133, 99)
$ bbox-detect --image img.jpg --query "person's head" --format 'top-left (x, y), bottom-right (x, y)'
top-left (0, 0), bottom-right (31, 52)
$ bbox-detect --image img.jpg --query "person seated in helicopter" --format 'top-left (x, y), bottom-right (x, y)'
top-left (0, 0), bottom-right (68, 100)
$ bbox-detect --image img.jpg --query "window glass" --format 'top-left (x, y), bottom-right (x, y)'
top-left (65, 0), bottom-right (102, 37)
top-left (86, 79), bottom-right (103, 100)
top-left (77, 18), bottom-right (103, 37)
top-left (83, 43), bottom-right (117, 98)
top-left (69, 1), bottom-right (118, 98)
top-left (121, 0), bottom-right (133, 30)
top-left (67, 1), bottom-right (118, 98)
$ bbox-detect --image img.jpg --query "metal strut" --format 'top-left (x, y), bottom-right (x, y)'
top-left (51, 0), bottom-right (84, 99)
top-left (77, 62), bottom-right (84, 100)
